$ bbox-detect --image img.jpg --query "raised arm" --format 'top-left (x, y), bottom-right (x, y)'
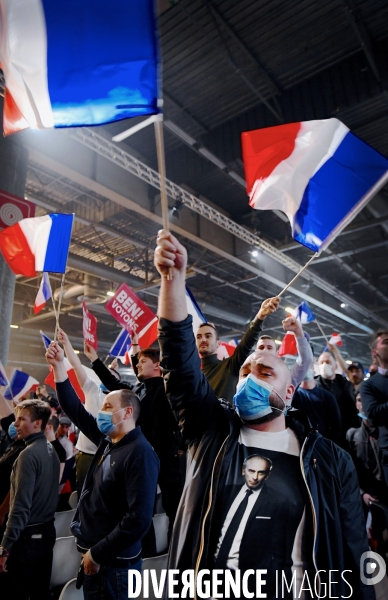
top-left (228, 297), bottom-right (280, 374)
top-left (84, 343), bottom-right (133, 391)
top-left (45, 342), bottom-right (103, 447)
top-left (0, 391), bottom-right (13, 419)
top-left (57, 328), bottom-right (87, 388)
top-left (282, 316), bottom-right (314, 387)
top-left (155, 231), bottom-right (222, 440)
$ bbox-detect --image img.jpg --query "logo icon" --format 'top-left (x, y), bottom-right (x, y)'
top-left (360, 551), bottom-right (386, 585)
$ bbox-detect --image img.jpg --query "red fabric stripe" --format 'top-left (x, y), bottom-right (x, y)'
top-left (0, 222), bottom-right (36, 276)
top-left (139, 319), bottom-right (158, 348)
top-left (3, 88), bottom-right (29, 136)
top-left (241, 123), bottom-right (301, 195)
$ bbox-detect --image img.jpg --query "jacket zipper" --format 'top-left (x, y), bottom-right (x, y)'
top-left (300, 436), bottom-right (321, 594)
top-left (194, 435), bottom-right (229, 600)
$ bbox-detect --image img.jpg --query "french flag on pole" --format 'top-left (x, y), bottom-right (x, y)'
top-left (109, 330), bottom-right (131, 362)
top-left (186, 286), bottom-right (207, 334)
top-left (242, 119), bottom-right (388, 252)
top-left (0, 0), bottom-right (158, 134)
top-left (0, 213), bottom-right (73, 277)
top-left (4, 370), bottom-right (39, 402)
top-left (34, 272), bottom-right (52, 314)
top-left (294, 301), bottom-right (316, 324)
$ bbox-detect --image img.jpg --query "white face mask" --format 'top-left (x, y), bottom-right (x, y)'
top-left (319, 363), bottom-right (334, 379)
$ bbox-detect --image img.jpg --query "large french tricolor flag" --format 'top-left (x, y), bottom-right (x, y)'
top-left (4, 370), bottom-right (39, 402)
top-left (242, 119), bottom-right (388, 252)
top-left (0, 0), bottom-right (159, 134)
top-left (0, 213), bottom-right (73, 276)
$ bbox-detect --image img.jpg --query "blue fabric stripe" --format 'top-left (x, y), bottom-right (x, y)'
top-left (41, 332), bottom-right (52, 349)
top-left (186, 286), bottom-right (207, 322)
top-left (110, 329), bottom-right (131, 356)
top-left (43, 214), bottom-right (74, 273)
top-left (5, 371), bottom-right (29, 400)
top-left (41, 0), bottom-right (158, 127)
top-left (293, 131), bottom-right (388, 251)
top-left (42, 273), bottom-right (51, 301)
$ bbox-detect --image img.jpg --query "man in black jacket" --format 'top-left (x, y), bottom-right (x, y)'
top-left (315, 350), bottom-right (359, 446)
top-left (359, 330), bottom-right (388, 483)
top-left (45, 342), bottom-right (159, 600)
top-left (155, 229), bottom-right (374, 600)
top-left (84, 343), bottom-right (183, 536)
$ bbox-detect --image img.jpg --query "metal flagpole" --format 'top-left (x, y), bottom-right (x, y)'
top-left (277, 252), bottom-right (319, 297)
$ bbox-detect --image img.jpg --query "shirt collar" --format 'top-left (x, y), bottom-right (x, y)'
top-left (378, 366), bottom-right (387, 376)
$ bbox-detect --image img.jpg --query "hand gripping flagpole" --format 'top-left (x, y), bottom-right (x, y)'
top-left (277, 252), bottom-right (319, 297)
top-left (154, 107), bottom-right (172, 280)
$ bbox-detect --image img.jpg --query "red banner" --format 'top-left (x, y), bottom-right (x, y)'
top-left (105, 283), bottom-right (156, 335)
top-left (82, 300), bottom-right (98, 350)
top-left (0, 190), bottom-right (35, 230)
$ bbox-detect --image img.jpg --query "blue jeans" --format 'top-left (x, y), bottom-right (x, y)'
top-left (83, 559), bottom-right (142, 600)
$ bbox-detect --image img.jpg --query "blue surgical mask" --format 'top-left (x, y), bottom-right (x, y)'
top-left (303, 368), bottom-right (314, 382)
top-left (96, 408), bottom-right (124, 435)
top-left (358, 412), bottom-right (368, 421)
top-left (8, 422), bottom-right (18, 440)
top-left (233, 375), bottom-right (278, 421)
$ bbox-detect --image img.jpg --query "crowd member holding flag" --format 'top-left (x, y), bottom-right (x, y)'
top-left (45, 341), bottom-right (158, 600)
top-left (154, 229), bottom-right (373, 600)
top-left (316, 350), bottom-right (359, 447)
top-left (256, 314), bottom-right (313, 388)
top-left (196, 298), bottom-right (280, 405)
top-left (84, 338), bottom-right (183, 541)
top-left (57, 329), bottom-right (111, 495)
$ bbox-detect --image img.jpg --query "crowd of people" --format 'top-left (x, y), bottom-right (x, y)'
top-left (0, 230), bottom-right (387, 599)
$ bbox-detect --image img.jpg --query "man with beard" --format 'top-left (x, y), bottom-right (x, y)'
top-left (155, 229), bottom-right (374, 600)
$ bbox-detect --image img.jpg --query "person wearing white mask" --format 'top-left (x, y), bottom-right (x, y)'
top-left (315, 350), bottom-right (358, 446)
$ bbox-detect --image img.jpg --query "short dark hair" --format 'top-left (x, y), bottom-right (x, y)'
top-left (369, 330), bottom-right (388, 350)
top-left (197, 322), bottom-right (219, 340)
top-left (243, 453), bottom-right (273, 472)
top-left (320, 349), bottom-right (336, 360)
top-left (138, 348), bottom-right (160, 364)
top-left (258, 335), bottom-right (274, 341)
top-left (16, 399), bottom-right (51, 431)
top-left (48, 415), bottom-right (60, 433)
top-left (119, 389), bottom-right (141, 423)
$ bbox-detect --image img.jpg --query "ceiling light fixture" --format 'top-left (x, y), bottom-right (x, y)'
top-left (107, 291), bottom-right (115, 297)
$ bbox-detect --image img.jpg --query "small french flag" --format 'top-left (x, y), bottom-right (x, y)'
top-left (328, 332), bottom-right (343, 347)
top-left (0, 213), bottom-right (74, 277)
top-left (4, 369), bottom-right (39, 402)
top-left (34, 273), bottom-right (52, 314)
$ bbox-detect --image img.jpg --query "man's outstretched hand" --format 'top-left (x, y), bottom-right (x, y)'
top-left (154, 230), bottom-right (187, 278)
top-left (282, 315), bottom-right (304, 338)
top-left (45, 342), bottom-right (64, 366)
top-left (257, 297), bottom-right (280, 320)
top-left (84, 342), bottom-right (98, 362)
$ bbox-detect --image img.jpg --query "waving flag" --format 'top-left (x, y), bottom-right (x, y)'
top-left (34, 273), bottom-right (52, 314)
top-left (242, 119), bottom-right (388, 252)
top-left (0, 0), bottom-right (158, 134)
top-left (294, 301), bottom-right (316, 324)
top-left (4, 370), bottom-right (39, 402)
top-left (186, 286), bottom-right (207, 334)
top-left (41, 330), bottom-right (100, 401)
top-left (0, 213), bottom-right (73, 276)
top-left (278, 332), bottom-right (298, 357)
top-left (329, 332), bottom-right (343, 347)
top-left (0, 361), bottom-right (10, 387)
top-left (109, 329), bottom-right (131, 360)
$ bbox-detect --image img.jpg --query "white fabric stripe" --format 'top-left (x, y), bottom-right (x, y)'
top-left (0, 0), bottom-right (54, 127)
top-left (19, 215), bottom-right (52, 270)
top-left (249, 118), bottom-right (349, 223)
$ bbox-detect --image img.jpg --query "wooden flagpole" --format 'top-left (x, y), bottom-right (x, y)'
top-left (54, 272), bottom-right (66, 342)
top-left (277, 252), bottom-right (319, 297)
top-left (154, 112), bottom-right (172, 279)
top-left (315, 319), bottom-right (329, 344)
